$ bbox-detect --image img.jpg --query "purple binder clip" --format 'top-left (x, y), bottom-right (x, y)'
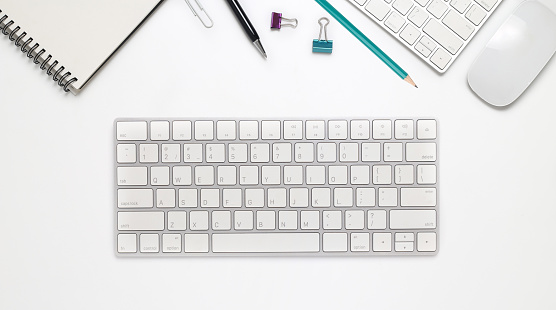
top-left (271, 12), bottom-right (298, 29)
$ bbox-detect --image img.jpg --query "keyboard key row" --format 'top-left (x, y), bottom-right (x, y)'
top-left (117, 209), bottom-right (436, 231)
top-left (118, 187), bottom-right (436, 209)
top-left (117, 231), bottom-right (437, 253)
top-left (117, 142), bottom-right (437, 164)
top-left (357, 0), bottom-right (497, 70)
top-left (116, 120), bottom-right (436, 141)
top-left (117, 164), bottom-right (437, 186)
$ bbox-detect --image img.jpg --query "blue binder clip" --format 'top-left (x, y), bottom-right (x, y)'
top-left (313, 18), bottom-right (333, 54)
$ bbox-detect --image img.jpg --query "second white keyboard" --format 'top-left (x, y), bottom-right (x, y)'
top-left (115, 118), bottom-right (439, 256)
top-left (348, 0), bottom-right (501, 72)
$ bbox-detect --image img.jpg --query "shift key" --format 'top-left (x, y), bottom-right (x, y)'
top-left (118, 212), bottom-right (164, 231)
top-left (390, 210), bottom-right (436, 229)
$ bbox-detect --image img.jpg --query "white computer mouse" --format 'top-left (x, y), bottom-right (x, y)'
top-left (468, 1), bottom-right (556, 107)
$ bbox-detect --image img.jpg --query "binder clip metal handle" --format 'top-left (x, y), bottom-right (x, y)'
top-left (271, 12), bottom-right (298, 29)
top-left (313, 17), bottom-right (333, 54)
top-left (185, 0), bottom-right (214, 28)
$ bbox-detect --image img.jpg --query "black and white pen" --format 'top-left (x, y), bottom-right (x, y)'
top-left (225, 0), bottom-right (267, 58)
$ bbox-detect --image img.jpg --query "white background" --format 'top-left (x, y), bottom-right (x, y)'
top-left (1, 0), bottom-right (555, 309)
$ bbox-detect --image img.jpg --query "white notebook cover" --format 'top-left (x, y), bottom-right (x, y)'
top-left (0, 0), bottom-right (164, 94)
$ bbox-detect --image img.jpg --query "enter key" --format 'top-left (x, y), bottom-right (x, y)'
top-left (401, 188), bottom-right (437, 207)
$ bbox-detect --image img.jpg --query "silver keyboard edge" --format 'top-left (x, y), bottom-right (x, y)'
top-left (114, 117), bottom-right (439, 257)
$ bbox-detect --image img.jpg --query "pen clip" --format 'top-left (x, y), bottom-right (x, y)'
top-left (184, 0), bottom-right (214, 28)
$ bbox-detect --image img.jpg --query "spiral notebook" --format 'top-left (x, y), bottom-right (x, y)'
top-left (0, 0), bottom-right (164, 95)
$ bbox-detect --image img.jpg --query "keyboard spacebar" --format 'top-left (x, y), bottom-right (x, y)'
top-left (212, 233), bottom-right (320, 253)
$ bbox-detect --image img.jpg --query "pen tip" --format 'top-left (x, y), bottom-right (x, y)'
top-left (253, 40), bottom-right (267, 59)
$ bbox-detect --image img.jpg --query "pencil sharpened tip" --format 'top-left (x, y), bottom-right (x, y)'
top-left (404, 75), bottom-right (417, 88)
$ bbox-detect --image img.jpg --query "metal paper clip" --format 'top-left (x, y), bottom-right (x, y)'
top-left (185, 0), bottom-right (214, 28)
top-left (312, 17), bottom-right (333, 53)
top-left (271, 12), bottom-right (298, 29)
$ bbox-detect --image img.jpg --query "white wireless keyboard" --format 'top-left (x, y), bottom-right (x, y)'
top-left (115, 118), bottom-right (438, 256)
top-left (347, 0), bottom-right (501, 72)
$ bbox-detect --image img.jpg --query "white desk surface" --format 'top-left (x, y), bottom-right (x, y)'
top-left (1, 0), bottom-right (555, 309)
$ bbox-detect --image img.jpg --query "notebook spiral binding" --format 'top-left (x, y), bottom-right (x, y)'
top-left (0, 9), bottom-right (78, 92)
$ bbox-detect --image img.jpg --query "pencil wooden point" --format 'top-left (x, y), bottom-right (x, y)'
top-left (315, 0), bottom-right (415, 87)
top-left (404, 75), bottom-right (417, 88)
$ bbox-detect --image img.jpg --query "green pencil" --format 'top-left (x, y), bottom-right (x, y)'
top-left (314, 0), bottom-right (417, 87)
